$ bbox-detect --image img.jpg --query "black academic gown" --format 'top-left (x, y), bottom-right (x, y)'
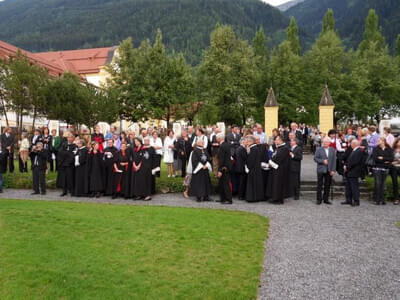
top-left (56, 142), bottom-right (77, 194)
top-left (189, 147), bottom-right (213, 199)
top-left (235, 145), bottom-right (247, 200)
top-left (74, 147), bottom-right (89, 196)
top-left (218, 142), bottom-right (233, 202)
top-left (88, 151), bottom-right (105, 193)
top-left (103, 146), bottom-right (118, 196)
top-left (267, 143), bottom-right (291, 203)
top-left (112, 150), bottom-right (131, 198)
top-left (258, 143), bottom-right (270, 200)
top-left (289, 145), bottom-right (303, 199)
top-left (245, 144), bottom-right (264, 202)
top-left (133, 146), bottom-right (155, 197)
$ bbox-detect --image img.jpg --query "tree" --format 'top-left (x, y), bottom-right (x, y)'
top-left (199, 25), bottom-right (257, 125)
top-left (286, 17), bottom-right (301, 55)
top-left (0, 51), bottom-right (49, 135)
top-left (44, 72), bottom-right (88, 126)
top-left (358, 9), bottom-right (386, 55)
top-left (395, 34), bottom-right (400, 57)
top-left (321, 9), bottom-right (336, 36)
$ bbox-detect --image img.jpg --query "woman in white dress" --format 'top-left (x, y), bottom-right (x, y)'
top-left (163, 130), bottom-right (176, 177)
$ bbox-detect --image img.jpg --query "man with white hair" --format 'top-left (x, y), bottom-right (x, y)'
top-left (314, 137), bottom-right (337, 205)
top-left (216, 133), bottom-right (232, 204)
top-left (253, 123), bottom-right (267, 144)
top-left (285, 122), bottom-right (303, 147)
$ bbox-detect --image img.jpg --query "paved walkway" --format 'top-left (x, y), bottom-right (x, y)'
top-left (2, 190), bottom-right (400, 299)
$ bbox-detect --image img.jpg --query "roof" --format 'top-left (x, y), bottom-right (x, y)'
top-left (264, 87), bottom-right (278, 107)
top-left (320, 84), bottom-right (335, 106)
top-left (35, 47), bottom-right (117, 75)
top-left (0, 40), bottom-right (64, 77)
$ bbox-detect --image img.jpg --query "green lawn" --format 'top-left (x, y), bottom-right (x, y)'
top-left (0, 199), bottom-right (269, 300)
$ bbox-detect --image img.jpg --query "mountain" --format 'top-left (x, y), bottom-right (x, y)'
top-left (285, 0), bottom-right (400, 50)
top-left (0, 0), bottom-right (290, 65)
top-left (277, 0), bottom-right (305, 12)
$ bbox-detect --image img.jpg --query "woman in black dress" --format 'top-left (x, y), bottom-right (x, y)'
top-left (88, 141), bottom-right (105, 198)
top-left (132, 137), bottom-right (155, 201)
top-left (74, 139), bottom-right (89, 197)
top-left (112, 142), bottom-right (131, 199)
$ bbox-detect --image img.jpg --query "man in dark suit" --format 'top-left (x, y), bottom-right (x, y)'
top-left (284, 122), bottom-right (303, 147)
top-left (31, 142), bottom-right (49, 195)
top-left (289, 138), bottom-right (303, 200)
top-left (226, 125), bottom-right (241, 194)
top-left (217, 133), bottom-right (233, 204)
top-left (314, 137), bottom-right (337, 205)
top-left (57, 133), bottom-right (77, 196)
top-left (1, 127), bottom-right (15, 173)
top-left (342, 139), bottom-right (364, 206)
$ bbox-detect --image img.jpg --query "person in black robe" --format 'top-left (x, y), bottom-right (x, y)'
top-left (245, 136), bottom-right (265, 202)
top-left (132, 137), bottom-right (157, 201)
top-left (112, 142), bottom-right (131, 199)
top-left (74, 139), bottom-right (89, 197)
top-left (256, 136), bottom-right (271, 201)
top-left (103, 139), bottom-right (118, 196)
top-left (217, 134), bottom-right (233, 204)
top-left (129, 138), bottom-right (141, 198)
top-left (88, 141), bottom-right (105, 197)
top-left (30, 142), bottom-right (48, 195)
top-left (0, 143), bottom-right (7, 193)
top-left (189, 138), bottom-right (213, 202)
top-left (235, 139), bottom-right (248, 200)
top-left (289, 138), bottom-right (303, 200)
top-left (57, 133), bottom-right (77, 196)
top-left (267, 135), bottom-right (291, 204)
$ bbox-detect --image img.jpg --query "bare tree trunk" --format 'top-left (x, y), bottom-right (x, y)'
top-left (0, 94), bottom-right (9, 127)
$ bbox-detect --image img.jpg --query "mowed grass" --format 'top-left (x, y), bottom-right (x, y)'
top-left (0, 199), bottom-right (269, 300)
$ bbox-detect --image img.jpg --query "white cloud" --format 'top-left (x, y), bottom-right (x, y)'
top-left (262, 0), bottom-right (291, 6)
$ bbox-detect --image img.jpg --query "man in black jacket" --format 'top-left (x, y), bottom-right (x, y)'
top-left (343, 139), bottom-right (364, 206)
top-left (58, 133), bottom-right (77, 196)
top-left (31, 142), bottom-right (49, 195)
top-left (217, 133), bottom-right (233, 204)
top-left (289, 138), bottom-right (303, 200)
top-left (1, 127), bottom-right (15, 173)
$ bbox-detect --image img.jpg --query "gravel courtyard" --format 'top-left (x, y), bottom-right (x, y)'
top-left (2, 189), bottom-right (400, 300)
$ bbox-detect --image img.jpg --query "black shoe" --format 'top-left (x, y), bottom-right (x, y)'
top-left (89, 193), bottom-right (95, 198)
top-left (112, 195), bottom-right (117, 199)
top-left (352, 202), bottom-right (360, 206)
top-left (373, 201), bottom-right (380, 205)
top-left (203, 197), bottom-right (212, 202)
top-left (60, 192), bottom-right (67, 197)
top-left (31, 192), bottom-right (40, 195)
top-left (0, 190), bottom-right (3, 193)
top-left (238, 197), bottom-right (245, 200)
top-left (196, 197), bottom-right (202, 202)
top-left (341, 201), bottom-right (351, 205)
top-left (324, 201), bottom-right (332, 205)
top-left (95, 193), bottom-right (101, 198)
top-left (382, 201), bottom-right (386, 205)
top-left (41, 192), bottom-right (46, 195)
top-left (316, 201), bottom-right (322, 205)
top-left (294, 196), bottom-right (299, 200)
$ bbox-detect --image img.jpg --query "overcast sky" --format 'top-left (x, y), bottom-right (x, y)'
top-left (262, 0), bottom-right (290, 6)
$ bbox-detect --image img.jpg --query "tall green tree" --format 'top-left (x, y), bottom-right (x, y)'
top-left (321, 9), bottom-right (336, 36)
top-left (395, 34), bottom-right (400, 57)
top-left (199, 25), bottom-right (257, 125)
top-left (286, 17), bottom-right (301, 55)
top-left (358, 9), bottom-right (386, 55)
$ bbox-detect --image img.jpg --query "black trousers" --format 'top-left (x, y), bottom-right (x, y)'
top-left (219, 171), bottom-right (232, 202)
top-left (291, 171), bottom-right (300, 198)
top-left (154, 154), bottom-right (161, 177)
top-left (8, 151), bottom-right (14, 173)
top-left (33, 167), bottom-right (46, 193)
top-left (230, 172), bottom-right (239, 195)
top-left (373, 169), bottom-right (388, 203)
top-left (238, 173), bottom-right (247, 199)
top-left (180, 157), bottom-right (187, 178)
top-left (60, 166), bottom-right (74, 194)
top-left (390, 167), bottom-right (400, 200)
top-left (345, 177), bottom-right (359, 204)
top-left (317, 172), bottom-right (332, 202)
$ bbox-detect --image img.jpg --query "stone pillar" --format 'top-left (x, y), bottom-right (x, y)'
top-left (264, 87), bottom-right (279, 138)
top-left (319, 84), bottom-right (335, 135)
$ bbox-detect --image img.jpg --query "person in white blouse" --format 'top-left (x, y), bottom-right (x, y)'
top-left (163, 130), bottom-right (176, 177)
top-left (19, 132), bottom-right (30, 173)
top-left (151, 131), bottom-right (163, 177)
top-left (191, 128), bottom-right (208, 149)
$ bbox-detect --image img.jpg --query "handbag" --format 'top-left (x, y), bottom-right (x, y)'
top-left (365, 153), bottom-right (375, 167)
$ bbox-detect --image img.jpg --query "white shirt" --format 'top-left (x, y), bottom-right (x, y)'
top-left (192, 135), bottom-right (208, 149)
top-left (324, 147), bottom-right (329, 158)
top-left (150, 137), bottom-right (163, 155)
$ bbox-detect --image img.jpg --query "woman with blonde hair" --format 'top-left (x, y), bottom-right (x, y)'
top-left (19, 132), bottom-right (30, 173)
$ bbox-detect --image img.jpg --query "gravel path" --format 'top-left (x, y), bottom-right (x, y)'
top-left (2, 189), bottom-right (400, 300)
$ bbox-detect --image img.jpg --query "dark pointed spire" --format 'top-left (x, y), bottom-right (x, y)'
top-left (264, 87), bottom-right (278, 107)
top-left (319, 84), bottom-right (334, 106)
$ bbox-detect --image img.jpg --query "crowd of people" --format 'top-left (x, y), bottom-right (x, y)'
top-left (0, 122), bottom-right (399, 206)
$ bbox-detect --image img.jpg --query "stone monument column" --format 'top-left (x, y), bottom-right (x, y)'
top-left (319, 84), bottom-right (335, 135)
top-left (264, 87), bottom-right (279, 138)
